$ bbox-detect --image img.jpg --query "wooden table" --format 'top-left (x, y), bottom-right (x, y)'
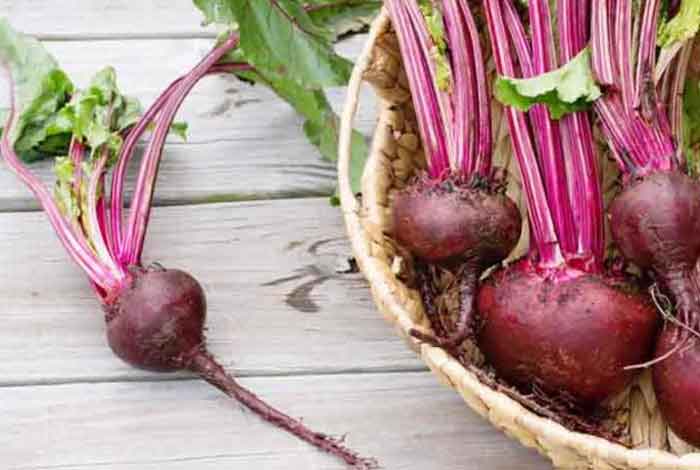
top-left (0, 2), bottom-right (548, 468)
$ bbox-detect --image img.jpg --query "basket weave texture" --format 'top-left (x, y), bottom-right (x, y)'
top-left (337, 9), bottom-right (700, 470)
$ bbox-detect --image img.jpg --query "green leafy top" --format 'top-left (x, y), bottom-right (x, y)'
top-left (193, 0), bottom-right (378, 202)
top-left (0, 18), bottom-right (74, 162)
top-left (495, 47), bottom-right (602, 119)
top-left (419, 0), bottom-right (451, 91)
top-left (658, 0), bottom-right (700, 48)
top-left (304, 0), bottom-right (382, 40)
top-left (193, 0), bottom-right (354, 87)
top-left (67, 67), bottom-right (142, 158)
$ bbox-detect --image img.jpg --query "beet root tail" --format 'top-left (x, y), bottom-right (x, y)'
top-left (661, 268), bottom-right (700, 341)
top-left (188, 351), bottom-right (378, 470)
top-left (410, 266), bottom-right (477, 351)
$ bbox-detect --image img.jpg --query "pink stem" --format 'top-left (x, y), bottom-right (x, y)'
top-left (591, 0), bottom-right (616, 85)
top-left (443, 0), bottom-right (478, 175)
top-left (634, 0), bottom-right (661, 118)
top-left (527, 0), bottom-right (576, 255)
top-left (386, 0), bottom-right (450, 177)
top-left (87, 147), bottom-right (123, 278)
top-left (485, 0), bottom-right (564, 267)
top-left (670, 42), bottom-right (693, 164)
top-left (120, 36), bottom-right (241, 266)
top-left (559, 0), bottom-right (605, 268)
top-left (456, 0), bottom-right (493, 176)
top-left (617, 0), bottom-right (635, 110)
top-left (109, 59), bottom-right (249, 256)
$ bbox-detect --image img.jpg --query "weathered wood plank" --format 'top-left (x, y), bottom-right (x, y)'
top-left (0, 0), bottom-right (216, 39)
top-left (1, 371), bottom-right (548, 469)
top-left (0, 36), bottom-right (377, 210)
top-left (0, 198), bottom-right (424, 384)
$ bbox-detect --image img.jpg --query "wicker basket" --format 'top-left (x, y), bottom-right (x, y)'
top-left (338, 9), bottom-right (700, 470)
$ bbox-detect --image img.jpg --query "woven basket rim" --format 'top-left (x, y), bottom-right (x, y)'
top-left (337, 7), bottom-right (700, 469)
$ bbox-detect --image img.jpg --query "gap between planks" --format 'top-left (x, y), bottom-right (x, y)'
top-left (0, 364), bottom-right (429, 389)
top-left (1, 370), bottom-right (549, 470)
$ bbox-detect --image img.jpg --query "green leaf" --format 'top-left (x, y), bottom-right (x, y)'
top-left (62, 66), bottom-right (150, 160)
top-left (52, 156), bottom-right (81, 221)
top-left (304, 0), bottom-right (382, 40)
top-left (0, 19), bottom-right (75, 162)
top-left (236, 67), bottom-right (368, 197)
top-left (684, 78), bottom-right (700, 176)
top-left (193, 0), bottom-right (353, 87)
top-left (494, 47), bottom-right (602, 119)
top-left (419, 0), bottom-right (451, 91)
top-left (169, 122), bottom-right (189, 141)
top-left (192, 0), bottom-right (237, 25)
top-left (658, 0), bottom-right (700, 48)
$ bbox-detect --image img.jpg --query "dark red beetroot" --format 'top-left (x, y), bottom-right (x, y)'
top-left (106, 268), bottom-right (376, 469)
top-left (386, 0), bottom-right (522, 349)
top-left (0, 26), bottom-right (376, 470)
top-left (393, 175), bottom-right (522, 349)
top-left (609, 172), bottom-right (700, 282)
top-left (653, 328), bottom-right (700, 446)
top-left (478, 260), bottom-right (658, 404)
top-left (609, 172), bottom-right (700, 445)
top-left (480, 0), bottom-right (658, 408)
top-left (393, 175), bottom-right (522, 266)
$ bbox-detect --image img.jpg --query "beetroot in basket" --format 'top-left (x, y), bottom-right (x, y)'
top-left (385, 0), bottom-right (522, 350)
top-left (589, 0), bottom-right (700, 446)
top-left (338, 3), bottom-right (700, 468)
top-left (480, 0), bottom-right (658, 406)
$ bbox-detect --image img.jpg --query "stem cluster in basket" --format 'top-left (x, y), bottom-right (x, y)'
top-left (477, 0), bottom-right (658, 407)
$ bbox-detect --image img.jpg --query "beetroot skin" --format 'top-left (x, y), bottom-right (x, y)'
top-left (477, 260), bottom-right (658, 405)
top-left (610, 171), bottom-right (700, 444)
top-left (107, 268), bottom-right (206, 372)
top-left (609, 171), bottom-right (700, 275)
top-left (653, 327), bottom-right (700, 446)
top-left (393, 175), bottom-right (522, 349)
top-left (105, 268), bottom-right (376, 469)
top-left (393, 175), bottom-right (522, 265)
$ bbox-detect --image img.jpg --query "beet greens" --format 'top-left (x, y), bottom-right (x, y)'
top-left (0, 14), bottom-right (376, 469)
top-left (480, 0), bottom-right (657, 406)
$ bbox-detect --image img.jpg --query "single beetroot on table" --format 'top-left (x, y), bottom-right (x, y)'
top-left (0, 17), bottom-right (375, 469)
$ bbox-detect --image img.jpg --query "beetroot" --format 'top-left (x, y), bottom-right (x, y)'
top-left (609, 172), bottom-right (700, 279)
top-left (479, 0), bottom-right (657, 406)
top-left (610, 173), bottom-right (700, 445)
top-left (104, 268), bottom-right (375, 467)
top-left (106, 269), bottom-right (207, 372)
top-left (0, 24), bottom-right (375, 469)
top-left (386, 0), bottom-right (522, 349)
top-left (478, 260), bottom-right (658, 404)
top-left (653, 328), bottom-right (700, 445)
top-left (591, 0), bottom-right (700, 443)
top-left (393, 175), bottom-right (522, 266)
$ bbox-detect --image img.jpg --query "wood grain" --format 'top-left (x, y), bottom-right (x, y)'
top-left (0, 0), bottom-right (215, 39)
top-left (0, 198), bottom-right (424, 384)
top-left (0, 36), bottom-right (377, 211)
top-left (1, 372), bottom-right (548, 470)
